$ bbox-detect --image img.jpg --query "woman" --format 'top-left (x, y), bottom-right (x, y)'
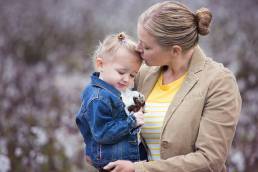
top-left (104, 1), bottom-right (241, 172)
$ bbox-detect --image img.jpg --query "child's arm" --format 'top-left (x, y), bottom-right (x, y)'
top-left (85, 98), bottom-right (140, 144)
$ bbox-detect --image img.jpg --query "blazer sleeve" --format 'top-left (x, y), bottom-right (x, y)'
top-left (134, 69), bottom-right (242, 172)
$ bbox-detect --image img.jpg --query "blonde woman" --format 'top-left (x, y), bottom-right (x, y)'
top-left (104, 1), bottom-right (241, 172)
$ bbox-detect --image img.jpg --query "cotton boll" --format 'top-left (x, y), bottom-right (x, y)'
top-left (121, 89), bottom-right (145, 115)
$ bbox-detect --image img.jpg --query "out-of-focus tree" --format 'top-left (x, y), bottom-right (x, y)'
top-left (0, 0), bottom-right (102, 171)
top-left (208, 0), bottom-right (258, 171)
top-left (0, 0), bottom-right (257, 172)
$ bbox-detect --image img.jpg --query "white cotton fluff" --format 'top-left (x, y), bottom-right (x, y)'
top-left (121, 89), bottom-right (145, 116)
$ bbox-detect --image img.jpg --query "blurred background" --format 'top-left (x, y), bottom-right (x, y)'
top-left (0, 0), bottom-right (257, 171)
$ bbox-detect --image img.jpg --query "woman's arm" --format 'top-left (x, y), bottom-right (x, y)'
top-left (105, 69), bottom-right (242, 172)
top-left (133, 69), bottom-right (241, 172)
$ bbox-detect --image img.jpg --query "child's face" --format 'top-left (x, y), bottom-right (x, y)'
top-left (97, 48), bottom-right (141, 92)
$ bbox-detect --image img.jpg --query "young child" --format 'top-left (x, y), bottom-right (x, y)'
top-left (75, 32), bottom-right (144, 170)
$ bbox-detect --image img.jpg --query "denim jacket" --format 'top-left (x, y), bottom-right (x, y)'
top-left (76, 72), bottom-right (140, 168)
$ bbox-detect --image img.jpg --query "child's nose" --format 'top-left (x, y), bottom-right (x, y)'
top-left (123, 75), bottom-right (130, 82)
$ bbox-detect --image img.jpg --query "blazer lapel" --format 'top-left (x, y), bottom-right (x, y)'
top-left (161, 45), bottom-right (207, 133)
top-left (141, 67), bottom-right (161, 97)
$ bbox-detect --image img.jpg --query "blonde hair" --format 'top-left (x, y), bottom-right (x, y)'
top-left (138, 1), bottom-right (212, 51)
top-left (93, 32), bottom-right (141, 64)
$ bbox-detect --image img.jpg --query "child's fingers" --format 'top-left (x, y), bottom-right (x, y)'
top-left (138, 117), bottom-right (144, 125)
top-left (138, 121), bottom-right (144, 126)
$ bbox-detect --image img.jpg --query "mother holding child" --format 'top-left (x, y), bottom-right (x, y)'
top-left (78, 1), bottom-right (242, 172)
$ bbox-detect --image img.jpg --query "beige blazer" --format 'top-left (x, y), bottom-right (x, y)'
top-left (134, 46), bottom-right (242, 172)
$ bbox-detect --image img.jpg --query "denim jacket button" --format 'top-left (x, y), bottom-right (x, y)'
top-left (161, 141), bottom-right (168, 149)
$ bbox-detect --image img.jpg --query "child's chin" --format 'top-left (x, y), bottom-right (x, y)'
top-left (116, 86), bottom-right (127, 92)
top-left (119, 88), bottom-right (127, 92)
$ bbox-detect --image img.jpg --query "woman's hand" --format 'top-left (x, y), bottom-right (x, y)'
top-left (103, 160), bottom-right (135, 172)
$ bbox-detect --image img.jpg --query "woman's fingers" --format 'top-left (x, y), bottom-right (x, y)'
top-left (103, 162), bottom-right (116, 171)
top-left (104, 160), bottom-right (135, 172)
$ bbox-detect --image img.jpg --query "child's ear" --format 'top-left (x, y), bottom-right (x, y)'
top-left (95, 57), bottom-right (104, 71)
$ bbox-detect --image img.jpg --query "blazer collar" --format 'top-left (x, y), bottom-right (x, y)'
top-left (140, 66), bottom-right (161, 97)
top-left (141, 45), bottom-right (206, 97)
top-left (161, 45), bottom-right (207, 133)
top-left (188, 45), bottom-right (206, 74)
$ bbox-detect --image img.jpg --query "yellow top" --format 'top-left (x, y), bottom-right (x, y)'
top-left (141, 72), bottom-right (187, 160)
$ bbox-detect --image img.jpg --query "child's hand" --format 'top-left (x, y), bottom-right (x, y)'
top-left (133, 109), bottom-right (144, 127)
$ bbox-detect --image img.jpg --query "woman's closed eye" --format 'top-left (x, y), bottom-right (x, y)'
top-left (144, 46), bottom-right (150, 50)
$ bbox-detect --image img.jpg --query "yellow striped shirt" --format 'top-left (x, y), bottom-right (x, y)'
top-left (141, 72), bottom-right (187, 160)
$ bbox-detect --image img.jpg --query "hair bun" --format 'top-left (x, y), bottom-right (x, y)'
top-left (195, 8), bottom-right (212, 36)
top-left (117, 32), bottom-right (126, 41)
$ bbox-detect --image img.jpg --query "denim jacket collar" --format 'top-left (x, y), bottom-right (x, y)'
top-left (91, 72), bottom-right (121, 97)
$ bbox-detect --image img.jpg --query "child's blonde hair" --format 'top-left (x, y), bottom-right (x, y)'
top-left (92, 32), bottom-right (141, 69)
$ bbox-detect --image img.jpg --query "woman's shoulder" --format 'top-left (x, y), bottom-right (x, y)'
top-left (201, 57), bottom-right (239, 94)
top-left (202, 57), bottom-right (241, 105)
top-left (135, 64), bottom-right (159, 89)
top-left (139, 64), bottom-right (154, 73)
top-left (204, 57), bottom-right (236, 80)
top-left (138, 64), bottom-right (159, 78)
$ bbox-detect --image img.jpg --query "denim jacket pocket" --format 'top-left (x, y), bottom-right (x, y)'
top-left (94, 143), bottom-right (116, 161)
top-left (91, 142), bottom-right (102, 161)
top-left (124, 136), bottom-right (139, 161)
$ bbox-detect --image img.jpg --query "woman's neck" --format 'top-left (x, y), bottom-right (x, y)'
top-left (162, 48), bottom-right (194, 84)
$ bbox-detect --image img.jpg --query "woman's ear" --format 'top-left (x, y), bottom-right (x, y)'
top-left (170, 45), bottom-right (182, 57)
top-left (95, 57), bottom-right (104, 71)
